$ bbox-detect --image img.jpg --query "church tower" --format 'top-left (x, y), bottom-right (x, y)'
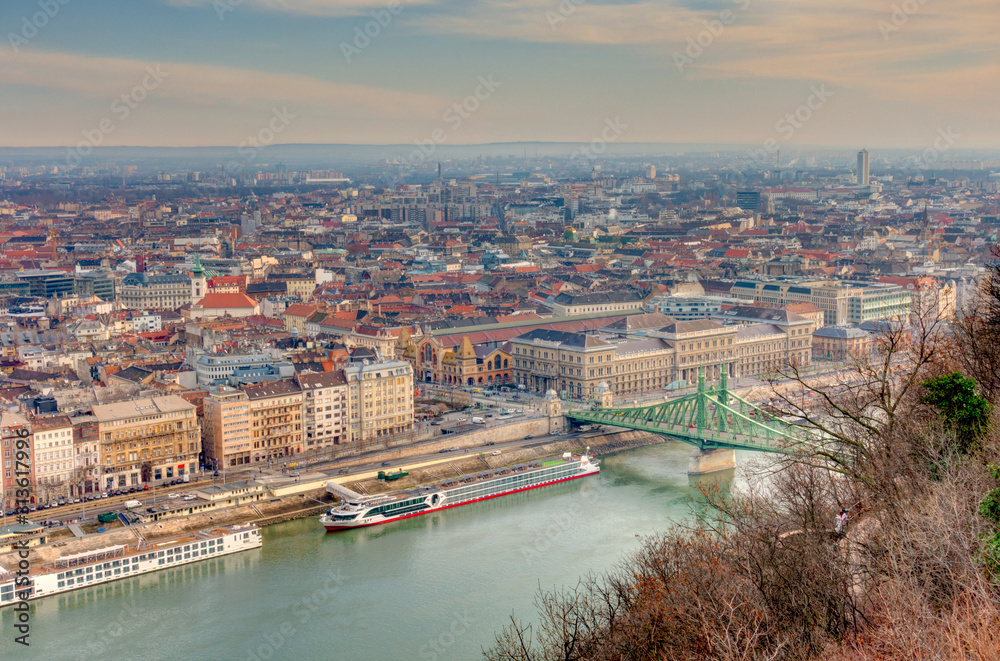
top-left (191, 254), bottom-right (206, 303)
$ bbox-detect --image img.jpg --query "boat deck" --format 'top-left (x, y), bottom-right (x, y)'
top-left (36, 524), bottom-right (257, 573)
top-left (330, 455), bottom-right (589, 512)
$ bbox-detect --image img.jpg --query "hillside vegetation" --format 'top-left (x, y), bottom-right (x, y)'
top-left (485, 273), bottom-right (1000, 661)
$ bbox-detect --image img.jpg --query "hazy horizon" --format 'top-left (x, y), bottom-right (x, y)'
top-left (2, 0), bottom-right (998, 152)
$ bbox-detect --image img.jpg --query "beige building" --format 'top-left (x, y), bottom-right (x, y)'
top-left (202, 388), bottom-right (253, 469)
top-left (31, 416), bottom-right (75, 503)
top-left (512, 313), bottom-right (814, 398)
top-left (244, 380), bottom-right (305, 466)
top-left (118, 273), bottom-right (192, 310)
top-left (92, 396), bottom-right (200, 490)
top-left (551, 291), bottom-right (646, 317)
top-left (730, 279), bottom-right (910, 326)
top-left (344, 359), bottom-right (414, 445)
top-left (296, 371), bottom-right (349, 451)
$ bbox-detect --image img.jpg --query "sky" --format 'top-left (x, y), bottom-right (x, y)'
top-left (0, 0), bottom-right (998, 150)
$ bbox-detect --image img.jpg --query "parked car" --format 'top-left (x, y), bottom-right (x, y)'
top-left (167, 494), bottom-right (180, 499)
top-left (182, 495), bottom-right (196, 501)
top-left (141, 485), bottom-right (149, 491)
top-left (288, 471), bottom-right (299, 477)
top-left (100, 493), bottom-right (108, 499)
top-left (438, 448), bottom-right (450, 453)
top-left (160, 505), bottom-right (169, 510)
top-left (146, 507), bottom-right (156, 513)
top-left (485, 441), bottom-right (495, 446)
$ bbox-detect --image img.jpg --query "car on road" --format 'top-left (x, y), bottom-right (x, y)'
top-left (288, 471), bottom-right (300, 477)
top-left (438, 448), bottom-right (450, 453)
top-left (485, 441), bottom-right (495, 446)
top-left (491, 451), bottom-right (502, 456)
top-left (524, 435), bottom-right (533, 440)
top-left (338, 468), bottom-right (349, 474)
top-left (167, 493), bottom-right (179, 499)
top-left (381, 462), bottom-right (391, 467)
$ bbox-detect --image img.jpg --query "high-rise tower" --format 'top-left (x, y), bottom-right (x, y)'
top-left (857, 149), bottom-right (870, 187)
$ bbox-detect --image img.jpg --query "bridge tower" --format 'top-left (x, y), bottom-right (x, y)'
top-left (544, 389), bottom-right (566, 435)
top-left (688, 365), bottom-right (736, 475)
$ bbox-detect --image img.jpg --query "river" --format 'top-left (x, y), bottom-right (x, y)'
top-left (2, 444), bottom-right (759, 661)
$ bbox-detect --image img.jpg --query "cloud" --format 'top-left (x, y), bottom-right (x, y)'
top-left (0, 49), bottom-right (445, 146)
top-left (417, 0), bottom-right (999, 107)
top-left (165, 0), bottom-right (438, 17)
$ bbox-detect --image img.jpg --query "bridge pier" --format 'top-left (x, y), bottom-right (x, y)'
top-left (687, 448), bottom-right (736, 475)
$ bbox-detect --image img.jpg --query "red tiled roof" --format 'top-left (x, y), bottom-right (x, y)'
top-left (193, 293), bottom-right (259, 309)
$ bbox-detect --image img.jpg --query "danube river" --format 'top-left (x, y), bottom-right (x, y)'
top-left (3, 444), bottom-right (758, 661)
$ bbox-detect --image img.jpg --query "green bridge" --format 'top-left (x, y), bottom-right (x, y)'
top-left (565, 366), bottom-right (821, 473)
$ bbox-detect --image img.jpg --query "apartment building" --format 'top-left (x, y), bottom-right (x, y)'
top-left (202, 387), bottom-right (253, 469)
top-left (551, 291), bottom-right (645, 317)
top-left (344, 360), bottom-right (414, 444)
top-left (119, 272), bottom-right (192, 310)
top-left (92, 396), bottom-right (200, 490)
top-left (244, 380), bottom-right (304, 465)
top-left (296, 371), bottom-right (349, 450)
top-left (31, 416), bottom-right (74, 502)
top-left (72, 414), bottom-right (100, 496)
top-left (1, 411), bottom-right (33, 511)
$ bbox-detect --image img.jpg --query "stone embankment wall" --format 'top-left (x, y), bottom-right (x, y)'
top-left (0, 430), bottom-right (664, 572)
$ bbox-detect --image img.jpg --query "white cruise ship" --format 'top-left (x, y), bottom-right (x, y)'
top-left (320, 452), bottom-right (599, 531)
top-left (0, 523), bottom-right (261, 607)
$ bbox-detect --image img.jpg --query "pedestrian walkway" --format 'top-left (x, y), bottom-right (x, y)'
top-left (68, 523), bottom-right (85, 538)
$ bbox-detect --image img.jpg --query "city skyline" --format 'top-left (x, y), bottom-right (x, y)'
top-left (1, 0), bottom-right (998, 149)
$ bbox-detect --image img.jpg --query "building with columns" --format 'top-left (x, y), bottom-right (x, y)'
top-left (511, 313), bottom-right (814, 399)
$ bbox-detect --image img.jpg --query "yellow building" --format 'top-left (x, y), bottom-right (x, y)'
top-left (344, 359), bottom-right (414, 445)
top-left (92, 396), bottom-right (200, 489)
